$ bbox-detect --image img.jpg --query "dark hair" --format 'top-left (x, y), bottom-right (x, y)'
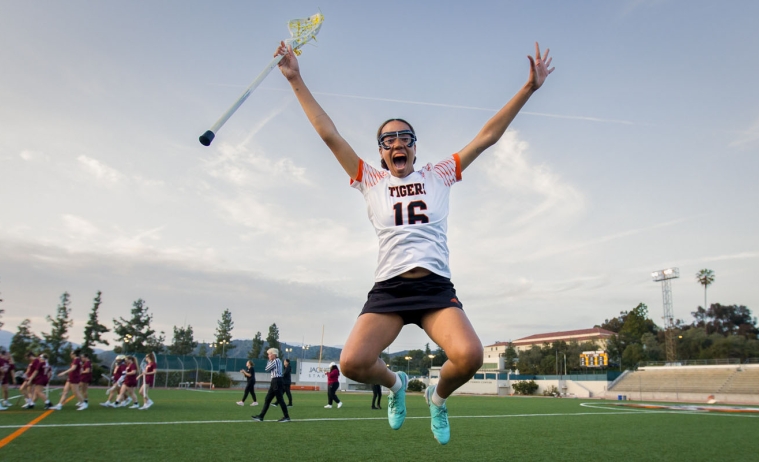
top-left (73, 348), bottom-right (81, 356)
top-left (330, 364), bottom-right (338, 371)
top-left (376, 118), bottom-right (416, 170)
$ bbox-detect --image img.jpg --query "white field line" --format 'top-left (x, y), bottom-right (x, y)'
top-left (1, 407), bottom-right (756, 431)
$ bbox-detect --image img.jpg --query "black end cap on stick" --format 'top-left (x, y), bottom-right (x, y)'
top-left (199, 130), bottom-right (215, 146)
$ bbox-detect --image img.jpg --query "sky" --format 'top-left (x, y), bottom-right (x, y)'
top-left (1, 1), bottom-right (757, 353)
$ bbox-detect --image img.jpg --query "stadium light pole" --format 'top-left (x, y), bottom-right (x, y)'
top-left (428, 354), bottom-right (435, 382)
top-left (285, 347), bottom-right (292, 359)
top-left (652, 267), bottom-right (680, 363)
top-left (405, 356), bottom-right (412, 376)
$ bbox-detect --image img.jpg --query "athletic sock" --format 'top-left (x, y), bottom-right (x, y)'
top-left (431, 388), bottom-right (446, 407)
top-left (389, 373), bottom-right (403, 394)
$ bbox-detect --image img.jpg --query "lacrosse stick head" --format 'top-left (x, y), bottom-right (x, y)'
top-left (285, 12), bottom-right (324, 56)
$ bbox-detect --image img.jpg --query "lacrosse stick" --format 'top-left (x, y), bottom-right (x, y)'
top-left (199, 12), bottom-right (324, 146)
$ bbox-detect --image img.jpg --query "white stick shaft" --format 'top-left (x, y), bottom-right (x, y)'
top-left (208, 54), bottom-right (284, 133)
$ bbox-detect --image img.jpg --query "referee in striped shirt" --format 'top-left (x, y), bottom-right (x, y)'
top-left (252, 348), bottom-right (291, 422)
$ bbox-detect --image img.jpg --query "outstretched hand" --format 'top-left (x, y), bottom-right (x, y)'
top-left (275, 41), bottom-right (300, 81)
top-left (527, 42), bottom-right (554, 91)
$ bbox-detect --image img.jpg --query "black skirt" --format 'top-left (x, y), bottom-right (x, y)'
top-left (360, 272), bottom-right (464, 327)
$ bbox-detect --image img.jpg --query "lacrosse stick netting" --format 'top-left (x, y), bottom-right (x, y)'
top-left (199, 12), bottom-right (324, 146)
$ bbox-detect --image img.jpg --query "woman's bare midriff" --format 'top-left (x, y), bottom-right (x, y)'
top-left (399, 267), bottom-right (431, 279)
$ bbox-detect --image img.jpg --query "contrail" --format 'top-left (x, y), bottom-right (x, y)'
top-left (208, 83), bottom-right (634, 125)
top-left (312, 91), bottom-right (635, 125)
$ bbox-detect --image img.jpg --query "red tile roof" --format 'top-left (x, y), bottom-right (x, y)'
top-left (485, 328), bottom-right (615, 348)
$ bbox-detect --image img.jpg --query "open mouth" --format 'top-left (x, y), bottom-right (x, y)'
top-left (392, 154), bottom-right (407, 170)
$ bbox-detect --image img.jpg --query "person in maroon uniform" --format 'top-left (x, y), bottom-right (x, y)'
top-left (20, 351), bottom-right (39, 409)
top-left (138, 353), bottom-right (156, 410)
top-left (1, 349), bottom-right (15, 408)
top-left (0, 349), bottom-right (7, 410)
top-left (102, 356), bottom-right (127, 407)
top-left (79, 352), bottom-right (92, 409)
top-left (51, 349), bottom-right (85, 410)
top-left (324, 362), bottom-right (342, 409)
top-left (31, 353), bottom-right (53, 409)
top-left (114, 355), bottom-right (140, 408)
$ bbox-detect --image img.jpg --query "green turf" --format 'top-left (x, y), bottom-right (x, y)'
top-left (1, 388), bottom-right (758, 461)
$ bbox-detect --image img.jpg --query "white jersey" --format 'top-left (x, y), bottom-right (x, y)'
top-left (350, 154), bottom-right (462, 281)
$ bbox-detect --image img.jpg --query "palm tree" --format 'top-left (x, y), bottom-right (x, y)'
top-left (695, 269), bottom-right (715, 310)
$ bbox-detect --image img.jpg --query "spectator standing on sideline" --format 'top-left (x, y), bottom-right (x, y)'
top-left (237, 360), bottom-right (258, 406)
top-left (372, 383), bottom-right (382, 409)
top-left (251, 348), bottom-right (290, 422)
top-left (324, 362), bottom-right (342, 409)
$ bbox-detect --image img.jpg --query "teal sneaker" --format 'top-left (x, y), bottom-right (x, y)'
top-left (425, 385), bottom-right (450, 445)
top-left (387, 371), bottom-right (408, 430)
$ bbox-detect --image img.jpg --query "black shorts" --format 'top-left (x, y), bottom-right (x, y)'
top-left (359, 272), bottom-right (463, 327)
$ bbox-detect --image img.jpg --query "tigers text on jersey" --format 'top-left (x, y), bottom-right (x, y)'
top-left (350, 154), bottom-right (462, 282)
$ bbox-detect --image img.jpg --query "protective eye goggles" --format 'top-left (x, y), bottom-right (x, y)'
top-left (377, 130), bottom-right (417, 150)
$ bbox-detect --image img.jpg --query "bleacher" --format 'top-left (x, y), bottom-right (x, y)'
top-left (719, 368), bottom-right (759, 394)
top-left (612, 367), bottom-right (737, 394)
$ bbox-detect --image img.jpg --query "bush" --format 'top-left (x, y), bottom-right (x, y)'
top-left (407, 379), bottom-right (427, 392)
top-left (211, 372), bottom-right (233, 388)
top-left (543, 385), bottom-right (559, 396)
top-left (512, 380), bottom-right (539, 395)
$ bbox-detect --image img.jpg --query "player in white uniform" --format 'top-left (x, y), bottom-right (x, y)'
top-left (275, 41), bottom-right (553, 445)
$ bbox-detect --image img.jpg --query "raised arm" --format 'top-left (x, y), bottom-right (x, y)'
top-left (275, 42), bottom-right (361, 179)
top-left (458, 42), bottom-right (554, 171)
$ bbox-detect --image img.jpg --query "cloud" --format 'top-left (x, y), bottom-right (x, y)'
top-left (62, 214), bottom-right (100, 239)
top-left (77, 155), bottom-right (126, 184)
top-left (728, 117), bottom-right (759, 149)
top-left (483, 131), bottom-right (585, 228)
top-left (19, 150), bottom-right (47, 162)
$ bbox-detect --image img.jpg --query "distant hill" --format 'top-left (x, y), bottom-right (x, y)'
top-left (0, 330), bottom-right (11, 349)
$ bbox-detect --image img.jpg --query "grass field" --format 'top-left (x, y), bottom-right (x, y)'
top-left (1, 387), bottom-right (758, 461)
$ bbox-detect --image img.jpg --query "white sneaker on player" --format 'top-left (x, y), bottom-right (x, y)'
top-left (51, 404), bottom-right (63, 411)
top-left (324, 404), bottom-right (332, 408)
top-left (77, 402), bottom-right (88, 411)
top-left (129, 403), bottom-right (140, 409)
top-left (124, 398), bottom-right (133, 406)
top-left (0, 404), bottom-right (7, 411)
top-left (146, 399), bottom-right (154, 409)
top-left (236, 401), bottom-right (244, 406)
top-left (100, 402), bottom-right (112, 407)
top-left (338, 402), bottom-right (343, 409)
top-left (251, 402), bottom-right (258, 406)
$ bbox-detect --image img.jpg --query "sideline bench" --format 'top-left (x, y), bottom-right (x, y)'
top-left (195, 382), bottom-right (213, 389)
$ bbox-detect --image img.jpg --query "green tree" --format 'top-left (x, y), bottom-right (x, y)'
top-left (620, 303), bottom-right (657, 341)
top-left (265, 323), bottom-right (280, 353)
top-left (198, 343), bottom-right (208, 357)
top-left (169, 325), bottom-right (198, 355)
top-left (249, 332), bottom-right (263, 359)
top-left (691, 304), bottom-right (757, 337)
top-left (10, 319), bottom-right (42, 363)
top-left (81, 291), bottom-right (110, 360)
top-left (695, 269), bottom-right (715, 311)
top-left (213, 309), bottom-right (236, 357)
top-left (503, 343), bottom-right (518, 372)
top-left (42, 292), bottom-right (74, 367)
top-left (113, 299), bottom-right (165, 354)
